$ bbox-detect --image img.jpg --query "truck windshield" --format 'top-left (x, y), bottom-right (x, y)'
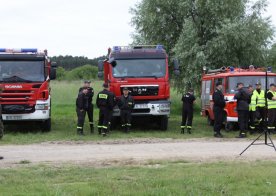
top-left (0, 61), bottom-right (45, 83)
top-left (112, 59), bottom-right (166, 78)
top-left (228, 76), bottom-right (276, 93)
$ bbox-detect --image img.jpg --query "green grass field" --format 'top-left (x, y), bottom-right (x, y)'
top-left (1, 80), bottom-right (245, 145)
top-left (1, 161), bottom-right (276, 195)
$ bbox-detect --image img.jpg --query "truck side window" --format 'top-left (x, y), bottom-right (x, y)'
top-left (214, 78), bottom-right (224, 93)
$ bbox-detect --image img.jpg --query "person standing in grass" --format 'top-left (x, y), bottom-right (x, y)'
top-left (96, 83), bottom-right (114, 136)
top-left (79, 80), bottom-right (95, 133)
top-left (118, 87), bottom-right (134, 133)
top-left (213, 82), bottom-right (225, 138)
top-left (180, 88), bottom-right (196, 134)
top-left (76, 88), bottom-right (89, 135)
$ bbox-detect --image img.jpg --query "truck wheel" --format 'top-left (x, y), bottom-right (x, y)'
top-left (207, 115), bottom-right (214, 126)
top-left (41, 119), bottom-right (51, 132)
top-left (160, 116), bottom-right (168, 131)
top-left (225, 122), bottom-right (234, 132)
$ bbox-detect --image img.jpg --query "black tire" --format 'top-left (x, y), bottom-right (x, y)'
top-left (160, 115), bottom-right (168, 131)
top-left (225, 122), bottom-right (234, 132)
top-left (207, 115), bottom-right (214, 126)
top-left (41, 119), bottom-right (51, 132)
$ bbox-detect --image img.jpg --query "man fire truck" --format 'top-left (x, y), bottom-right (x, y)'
top-left (98, 45), bottom-right (177, 130)
top-left (201, 66), bottom-right (276, 130)
top-left (0, 48), bottom-right (57, 131)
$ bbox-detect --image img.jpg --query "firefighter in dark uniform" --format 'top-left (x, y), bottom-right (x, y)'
top-left (234, 82), bottom-right (250, 138)
top-left (96, 83), bottom-right (114, 136)
top-left (107, 91), bottom-right (116, 132)
top-left (118, 87), bottom-right (135, 133)
top-left (181, 89), bottom-right (196, 134)
top-left (76, 88), bottom-right (89, 135)
top-left (248, 85), bottom-right (257, 134)
top-left (254, 82), bottom-right (266, 132)
top-left (213, 82), bottom-right (225, 138)
top-left (79, 80), bottom-right (94, 133)
top-left (266, 83), bottom-right (276, 134)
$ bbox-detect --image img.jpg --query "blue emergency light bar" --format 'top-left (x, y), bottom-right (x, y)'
top-left (0, 48), bottom-right (38, 53)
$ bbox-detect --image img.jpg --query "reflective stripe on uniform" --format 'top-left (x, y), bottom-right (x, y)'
top-left (102, 126), bottom-right (108, 129)
top-left (187, 126), bottom-right (192, 129)
top-left (249, 126), bottom-right (255, 129)
top-left (127, 123), bottom-right (131, 127)
top-left (180, 126), bottom-right (185, 128)
top-left (97, 125), bottom-right (103, 128)
top-left (99, 94), bottom-right (108, 99)
top-left (267, 126), bottom-right (275, 129)
top-left (77, 126), bottom-right (82, 129)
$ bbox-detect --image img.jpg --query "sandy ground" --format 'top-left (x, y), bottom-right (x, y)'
top-left (1, 138), bottom-right (276, 168)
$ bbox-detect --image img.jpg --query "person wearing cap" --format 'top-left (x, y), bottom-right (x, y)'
top-left (78, 80), bottom-right (95, 133)
top-left (118, 87), bottom-right (135, 133)
top-left (248, 85), bottom-right (257, 133)
top-left (76, 88), bottom-right (89, 135)
top-left (266, 83), bottom-right (276, 134)
top-left (234, 82), bottom-right (250, 138)
top-left (212, 82), bottom-right (225, 138)
top-left (180, 88), bottom-right (196, 134)
top-left (253, 82), bottom-right (266, 132)
top-left (96, 83), bottom-right (114, 136)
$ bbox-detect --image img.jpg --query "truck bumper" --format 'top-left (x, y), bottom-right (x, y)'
top-left (113, 100), bottom-right (170, 117)
top-left (227, 117), bottom-right (238, 122)
top-left (2, 99), bottom-right (50, 121)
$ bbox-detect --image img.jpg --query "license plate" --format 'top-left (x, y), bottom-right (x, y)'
top-left (134, 104), bottom-right (148, 109)
top-left (6, 116), bottom-right (22, 120)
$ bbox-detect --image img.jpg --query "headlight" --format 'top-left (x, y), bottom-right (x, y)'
top-left (159, 103), bottom-right (170, 109)
top-left (35, 104), bottom-right (49, 110)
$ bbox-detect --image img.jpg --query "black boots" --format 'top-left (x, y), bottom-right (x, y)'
top-left (180, 126), bottom-right (191, 134)
top-left (77, 128), bottom-right (84, 136)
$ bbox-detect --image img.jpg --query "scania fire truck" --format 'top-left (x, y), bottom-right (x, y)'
top-left (98, 45), bottom-right (174, 130)
top-left (201, 66), bottom-right (276, 130)
top-left (0, 48), bottom-right (57, 131)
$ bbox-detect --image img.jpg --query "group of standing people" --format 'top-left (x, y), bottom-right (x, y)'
top-left (76, 81), bottom-right (134, 136)
top-left (213, 81), bottom-right (276, 138)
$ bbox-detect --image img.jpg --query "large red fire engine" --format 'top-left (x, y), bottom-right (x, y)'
top-left (98, 45), bottom-right (176, 130)
top-left (0, 48), bottom-right (57, 131)
top-left (201, 66), bottom-right (276, 130)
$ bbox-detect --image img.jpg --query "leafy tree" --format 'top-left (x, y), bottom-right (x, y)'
top-left (131, 0), bottom-right (274, 92)
top-left (268, 43), bottom-right (276, 69)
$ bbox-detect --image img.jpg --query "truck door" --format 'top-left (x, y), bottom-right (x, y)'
top-left (201, 80), bottom-right (212, 113)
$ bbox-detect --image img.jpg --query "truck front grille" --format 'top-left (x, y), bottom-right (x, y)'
top-left (121, 86), bottom-right (159, 96)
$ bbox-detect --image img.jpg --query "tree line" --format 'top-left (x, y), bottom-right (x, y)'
top-left (51, 55), bottom-right (106, 70)
top-left (131, 0), bottom-right (276, 92)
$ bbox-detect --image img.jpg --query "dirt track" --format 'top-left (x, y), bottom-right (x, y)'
top-left (1, 138), bottom-right (276, 168)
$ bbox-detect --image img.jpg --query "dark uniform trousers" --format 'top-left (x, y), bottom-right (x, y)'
top-left (238, 110), bottom-right (249, 132)
top-left (98, 107), bottom-right (111, 134)
top-left (213, 106), bottom-right (224, 134)
top-left (267, 108), bottom-right (276, 133)
top-left (249, 110), bottom-right (256, 131)
top-left (181, 107), bottom-right (193, 129)
top-left (76, 105), bottom-right (94, 131)
top-left (121, 110), bottom-right (131, 128)
top-left (256, 107), bottom-right (266, 130)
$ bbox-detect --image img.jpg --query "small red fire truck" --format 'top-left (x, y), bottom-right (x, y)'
top-left (201, 66), bottom-right (276, 130)
top-left (0, 48), bottom-right (57, 131)
top-left (98, 45), bottom-right (176, 130)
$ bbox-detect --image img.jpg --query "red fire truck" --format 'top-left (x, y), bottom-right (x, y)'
top-left (0, 48), bottom-right (57, 131)
top-left (98, 45), bottom-right (176, 130)
top-left (201, 66), bottom-right (276, 130)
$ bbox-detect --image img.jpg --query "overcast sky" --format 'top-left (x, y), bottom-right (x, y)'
top-left (0, 0), bottom-right (275, 58)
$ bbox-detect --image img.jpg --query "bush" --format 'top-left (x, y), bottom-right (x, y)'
top-left (65, 64), bottom-right (98, 80)
top-left (56, 67), bottom-right (66, 81)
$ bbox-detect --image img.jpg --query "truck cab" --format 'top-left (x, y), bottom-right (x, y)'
top-left (98, 45), bottom-right (171, 130)
top-left (0, 48), bottom-right (57, 131)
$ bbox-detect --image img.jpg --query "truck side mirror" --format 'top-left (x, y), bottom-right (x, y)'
top-left (108, 58), bottom-right (117, 67)
top-left (98, 60), bottom-right (104, 79)
top-left (173, 59), bottom-right (180, 76)
top-left (98, 71), bottom-right (103, 78)
top-left (98, 60), bottom-right (104, 72)
top-left (50, 62), bottom-right (57, 80)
